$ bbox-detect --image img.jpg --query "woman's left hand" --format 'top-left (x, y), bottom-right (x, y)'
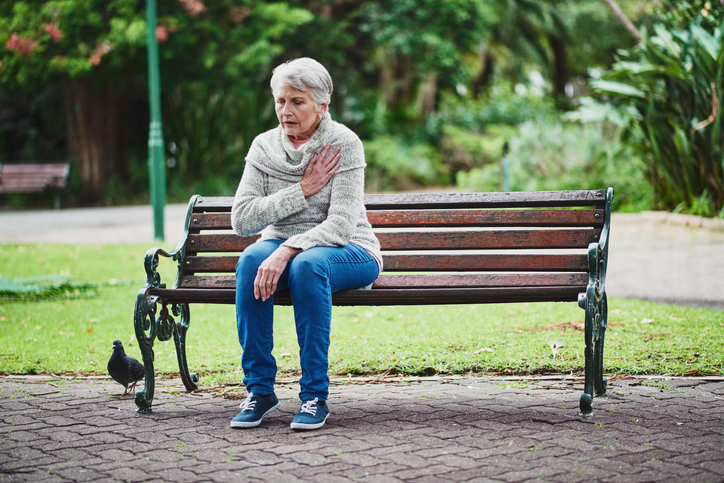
top-left (254, 246), bottom-right (301, 301)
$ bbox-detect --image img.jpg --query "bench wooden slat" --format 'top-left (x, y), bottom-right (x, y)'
top-left (382, 254), bottom-right (588, 272)
top-left (364, 190), bottom-right (608, 210)
top-left (191, 190), bottom-right (607, 212)
top-left (185, 209), bottom-right (605, 231)
top-left (178, 272), bottom-right (589, 289)
top-left (182, 253), bottom-right (588, 273)
top-left (188, 213), bottom-right (234, 230)
top-left (186, 229), bottom-right (598, 252)
top-left (367, 209), bottom-right (604, 228)
top-left (376, 229), bottom-right (599, 250)
top-left (151, 285), bottom-right (584, 306)
top-left (187, 234), bottom-right (259, 252)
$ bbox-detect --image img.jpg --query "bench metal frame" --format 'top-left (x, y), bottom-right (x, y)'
top-left (133, 188), bottom-right (613, 416)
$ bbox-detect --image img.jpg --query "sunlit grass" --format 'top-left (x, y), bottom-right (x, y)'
top-left (1, 243), bottom-right (722, 385)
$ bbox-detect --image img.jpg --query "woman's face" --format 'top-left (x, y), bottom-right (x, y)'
top-left (274, 85), bottom-right (326, 141)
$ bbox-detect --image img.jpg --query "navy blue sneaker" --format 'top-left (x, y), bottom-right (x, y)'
top-left (290, 398), bottom-right (329, 430)
top-left (230, 393), bottom-right (279, 428)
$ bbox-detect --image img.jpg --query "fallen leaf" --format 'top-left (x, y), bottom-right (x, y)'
top-left (474, 347), bottom-right (494, 354)
top-left (641, 318), bottom-right (655, 324)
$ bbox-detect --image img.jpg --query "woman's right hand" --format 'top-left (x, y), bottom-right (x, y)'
top-left (300, 143), bottom-right (340, 198)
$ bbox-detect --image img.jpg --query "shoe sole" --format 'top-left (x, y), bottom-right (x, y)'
top-left (230, 402), bottom-right (280, 428)
top-left (290, 412), bottom-right (329, 431)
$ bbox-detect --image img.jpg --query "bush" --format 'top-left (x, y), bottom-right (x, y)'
top-left (428, 86), bottom-right (556, 137)
top-left (456, 120), bottom-right (653, 212)
top-left (577, 19), bottom-right (724, 216)
top-left (363, 135), bottom-right (449, 192)
top-left (438, 124), bottom-right (518, 181)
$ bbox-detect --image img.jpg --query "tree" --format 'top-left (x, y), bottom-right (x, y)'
top-left (1, 0), bottom-right (312, 201)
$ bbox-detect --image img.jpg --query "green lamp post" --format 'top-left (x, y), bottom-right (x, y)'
top-left (146, 0), bottom-right (165, 242)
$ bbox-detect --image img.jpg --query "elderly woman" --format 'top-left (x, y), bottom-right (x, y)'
top-left (230, 58), bottom-right (382, 431)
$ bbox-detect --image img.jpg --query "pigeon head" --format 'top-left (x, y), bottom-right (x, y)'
top-left (112, 340), bottom-right (124, 352)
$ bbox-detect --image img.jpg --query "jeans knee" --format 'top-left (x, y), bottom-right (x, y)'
top-left (289, 254), bottom-right (327, 284)
top-left (236, 241), bottom-right (279, 279)
top-left (236, 253), bottom-right (260, 280)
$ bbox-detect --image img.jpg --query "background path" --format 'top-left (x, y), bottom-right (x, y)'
top-left (1, 205), bottom-right (723, 310)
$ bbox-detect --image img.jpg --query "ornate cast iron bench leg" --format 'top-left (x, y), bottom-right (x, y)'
top-left (172, 303), bottom-right (200, 393)
top-left (133, 290), bottom-right (199, 413)
top-left (134, 289), bottom-right (158, 413)
top-left (594, 293), bottom-right (608, 397)
top-left (578, 289), bottom-right (608, 416)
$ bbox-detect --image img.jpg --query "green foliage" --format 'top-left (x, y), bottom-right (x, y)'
top-left (0, 0), bottom-right (667, 204)
top-left (430, 87), bottom-right (556, 133)
top-left (439, 124), bottom-right (518, 178)
top-left (456, 120), bottom-right (653, 212)
top-left (654, 1), bottom-right (724, 32)
top-left (574, 18), bottom-right (724, 216)
top-left (558, 0), bottom-right (650, 77)
top-left (363, 136), bottom-right (449, 192)
top-left (0, 275), bottom-right (99, 302)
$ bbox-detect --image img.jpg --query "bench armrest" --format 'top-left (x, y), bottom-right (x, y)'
top-left (143, 195), bottom-right (200, 290)
top-left (579, 187), bottom-right (613, 308)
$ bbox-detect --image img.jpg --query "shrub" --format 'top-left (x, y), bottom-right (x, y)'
top-left (363, 135), bottom-right (449, 192)
top-left (456, 120), bottom-right (652, 212)
top-left (576, 19), bottom-right (723, 216)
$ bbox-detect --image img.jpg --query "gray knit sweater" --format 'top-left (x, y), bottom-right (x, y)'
top-left (231, 113), bottom-right (383, 270)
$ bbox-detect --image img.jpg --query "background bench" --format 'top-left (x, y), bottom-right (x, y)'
top-left (0, 163), bottom-right (70, 209)
top-left (133, 188), bottom-right (613, 416)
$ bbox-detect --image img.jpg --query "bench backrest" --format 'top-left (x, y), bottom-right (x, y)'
top-left (0, 163), bottom-right (70, 193)
top-left (171, 190), bottom-right (610, 296)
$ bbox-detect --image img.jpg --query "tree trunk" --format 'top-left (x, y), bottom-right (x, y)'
top-left (472, 48), bottom-right (494, 99)
top-left (64, 80), bottom-right (128, 202)
top-left (549, 34), bottom-right (569, 100)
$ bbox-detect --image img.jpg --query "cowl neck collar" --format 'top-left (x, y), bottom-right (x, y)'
top-left (246, 113), bottom-right (332, 181)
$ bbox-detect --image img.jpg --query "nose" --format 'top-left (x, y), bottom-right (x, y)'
top-left (281, 102), bottom-right (292, 117)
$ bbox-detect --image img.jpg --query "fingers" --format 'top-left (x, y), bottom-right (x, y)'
top-left (254, 267), bottom-right (279, 302)
top-left (301, 144), bottom-right (341, 198)
top-left (253, 251), bottom-right (291, 301)
top-left (320, 144), bottom-right (340, 167)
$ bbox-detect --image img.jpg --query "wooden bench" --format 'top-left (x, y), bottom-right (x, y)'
top-left (0, 163), bottom-right (70, 209)
top-left (133, 188), bottom-right (613, 416)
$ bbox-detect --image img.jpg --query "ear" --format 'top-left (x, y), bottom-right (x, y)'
top-left (318, 102), bottom-right (329, 118)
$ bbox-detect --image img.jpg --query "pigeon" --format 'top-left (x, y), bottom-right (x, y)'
top-left (107, 339), bottom-right (144, 396)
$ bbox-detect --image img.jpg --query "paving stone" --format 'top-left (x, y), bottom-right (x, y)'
top-left (2, 376), bottom-right (724, 482)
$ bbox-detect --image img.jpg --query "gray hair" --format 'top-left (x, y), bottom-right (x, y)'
top-left (270, 58), bottom-right (333, 107)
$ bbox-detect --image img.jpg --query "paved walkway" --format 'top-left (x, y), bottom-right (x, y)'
top-left (2, 375), bottom-right (723, 482)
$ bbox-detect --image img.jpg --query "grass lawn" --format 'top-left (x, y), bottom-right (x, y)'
top-left (1, 243), bottom-right (722, 386)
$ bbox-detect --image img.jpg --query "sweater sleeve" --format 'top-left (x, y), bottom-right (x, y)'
top-left (231, 163), bottom-right (308, 237)
top-left (281, 164), bottom-right (366, 251)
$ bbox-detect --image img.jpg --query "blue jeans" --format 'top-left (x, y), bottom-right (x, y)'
top-left (236, 239), bottom-right (379, 401)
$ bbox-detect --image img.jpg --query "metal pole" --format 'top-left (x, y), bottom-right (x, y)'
top-left (146, 0), bottom-right (165, 242)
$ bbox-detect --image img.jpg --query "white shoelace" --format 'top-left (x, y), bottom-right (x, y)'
top-left (239, 393), bottom-right (257, 412)
top-left (299, 398), bottom-right (319, 416)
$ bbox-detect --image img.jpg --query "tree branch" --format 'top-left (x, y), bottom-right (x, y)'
top-left (601, 0), bottom-right (642, 43)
